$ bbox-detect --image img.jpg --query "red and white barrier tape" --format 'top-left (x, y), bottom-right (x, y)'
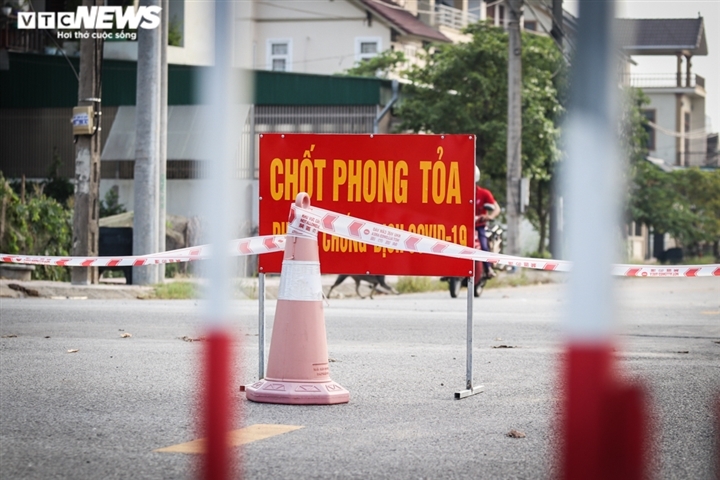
top-left (295, 204), bottom-right (720, 278)
top-left (0, 235), bottom-right (285, 267)
top-left (303, 204), bottom-right (572, 271)
top-left (1, 204), bottom-right (718, 278)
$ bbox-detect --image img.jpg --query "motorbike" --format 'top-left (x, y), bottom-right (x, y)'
top-left (440, 204), bottom-right (504, 298)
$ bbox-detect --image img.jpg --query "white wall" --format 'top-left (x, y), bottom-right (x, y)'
top-left (689, 96), bottom-right (707, 166)
top-left (168, 0), bottom-right (214, 66)
top-left (100, 178), bottom-right (258, 224)
top-left (103, 0), bottom-right (214, 66)
top-left (254, 0), bottom-right (391, 75)
top-left (101, 179), bottom-right (204, 218)
top-left (645, 92), bottom-right (678, 166)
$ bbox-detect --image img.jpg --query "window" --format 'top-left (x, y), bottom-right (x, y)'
top-left (355, 37), bottom-right (382, 63)
top-left (487, 5), bottom-right (495, 22)
top-left (267, 39), bottom-right (292, 72)
top-left (641, 109), bottom-right (656, 151)
top-left (524, 21), bottom-right (537, 31)
top-left (627, 221), bottom-right (642, 237)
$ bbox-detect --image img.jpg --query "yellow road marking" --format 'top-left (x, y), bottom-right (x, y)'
top-left (701, 311), bottom-right (720, 315)
top-left (154, 424), bottom-right (304, 454)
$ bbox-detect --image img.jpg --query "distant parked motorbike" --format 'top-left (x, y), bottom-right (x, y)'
top-left (440, 204), bottom-right (504, 298)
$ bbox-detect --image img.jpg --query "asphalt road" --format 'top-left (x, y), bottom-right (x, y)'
top-left (1, 277), bottom-right (718, 479)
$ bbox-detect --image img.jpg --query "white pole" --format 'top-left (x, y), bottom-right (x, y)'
top-left (133, 0), bottom-right (161, 285)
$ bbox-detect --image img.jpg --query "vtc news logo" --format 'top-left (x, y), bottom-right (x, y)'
top-left (17, 6), bottom-right (161, 30)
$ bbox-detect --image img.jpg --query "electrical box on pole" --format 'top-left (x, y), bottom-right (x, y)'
top-left (70, 0), bottom-right (103, 285)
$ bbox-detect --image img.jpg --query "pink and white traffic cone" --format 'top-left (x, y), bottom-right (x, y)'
top-left (245, 193), bottom-right (349, 405)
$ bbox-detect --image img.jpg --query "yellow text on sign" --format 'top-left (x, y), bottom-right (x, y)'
top-left (270, 158), bottom-right (326, 202)
top-left (418, 161), bottom-right (461, 204)
top-left (332, 159), bottom-right (409, 203)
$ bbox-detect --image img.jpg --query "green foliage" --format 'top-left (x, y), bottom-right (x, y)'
top-left (100, 187), bottom-right (126, 218)
top-left (664, 168), bottom-right (720, 254)
top-left (395, 276), bottom-right (443, 293)
top-left (150, 281), bottom-right (197, 299)
top-left (396, 23), bottom-right (566, 254)
top-left (485, 270), bottom-right (555, 289)
top-left (624, 88), bottom-right (720, 256)
top-left (9, 149), bottom-right (74, 207)
top-left (164, 262), bottom-right (180, 279)
top-left (1, 171), bottom-right (73, 281)
top-left (168, 18), bottom-right (183, 47)
top-left (523, 250), bottom-right (552, 259)
top-left (43, 148), bottom-right (74, 206)
top-left (630, 164), bottom-right (720, 255)
top-left (344, 50), bottom-right (407, 78)
top-left (620, 88), bottom-right (651, 166)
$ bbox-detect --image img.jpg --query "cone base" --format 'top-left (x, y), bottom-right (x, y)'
top-left (245, 379), bottom-right (349, 405)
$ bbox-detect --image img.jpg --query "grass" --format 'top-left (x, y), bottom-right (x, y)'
top-left (140, 270), bottom-right (560, 300)
top-left (677, 255), bottom-right (718, 265)
top-left (395, 276), bottom-right (445, 293)
top-left (146, 281), bottom-right (198, 300)
top-left (485, 270), bottom-right (553, 289)
top-left (143, 279), bottom-right (259, 300)
top-left (396, 269), bottom-right (558, 295)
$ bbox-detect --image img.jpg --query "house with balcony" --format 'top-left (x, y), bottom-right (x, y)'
top-left (616, 17), bottom-right (715, 261)
top-left (617, 17), bottom-right (711, 168)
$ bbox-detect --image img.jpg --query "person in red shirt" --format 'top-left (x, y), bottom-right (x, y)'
top-left (474, 166), bottom-right (500, 278)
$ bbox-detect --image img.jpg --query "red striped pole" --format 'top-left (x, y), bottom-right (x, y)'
top-left (203, 331), bottom-right (233, 480)
top-left (197, 0), bottom-right (252, 477)
top-left (559, 1), bottom-right (648, 478)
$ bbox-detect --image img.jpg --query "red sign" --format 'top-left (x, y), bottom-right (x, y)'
top-left (258, 134), bottom-right (475, 276)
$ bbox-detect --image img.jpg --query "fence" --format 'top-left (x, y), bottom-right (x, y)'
top-left (623, 73), bottom-right (705, 89)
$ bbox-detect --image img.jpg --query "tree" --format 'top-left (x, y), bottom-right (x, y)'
top-left (624, 88), bottom-right (720, 259)
top-left (396, 23), bottom-right (566, 254)
top-left (0, 171), bottom-right (73, 281)
top-left (343, 50), bottom-right (407, 79)
top-left (99, 187), bottom-right (127, 218)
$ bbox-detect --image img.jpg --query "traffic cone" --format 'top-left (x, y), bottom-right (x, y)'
top-left (245, 193), bottom-right (349, 405)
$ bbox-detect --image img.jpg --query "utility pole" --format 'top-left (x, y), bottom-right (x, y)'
top-left (71, 0), bottom-right (103, 285)
top-left (505, 0), bottom-right (523, 256)
top-left (158, 0), bottom-right (168, 280)
top-left (133, 0), bottom-right (161, 285)
top-left (549, 0), bottom-right (564, 259)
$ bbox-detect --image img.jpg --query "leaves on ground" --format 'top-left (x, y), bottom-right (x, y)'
top-left (67, 349), bottom-right (79, 353)
top-left (179, 336), bottom-right (206, 342)
top-left (120, 333), bottom-right (132, 338)
top-left (492, 345), bottom-right (519, 349)
top-left (507, 429), bottom-right (526, 439)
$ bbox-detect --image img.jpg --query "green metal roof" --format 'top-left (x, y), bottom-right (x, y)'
top-left (0, 53), bottom-right (390, 108)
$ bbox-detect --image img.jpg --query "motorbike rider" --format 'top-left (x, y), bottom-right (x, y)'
top-left (474, 166), bottom-right (500, 278)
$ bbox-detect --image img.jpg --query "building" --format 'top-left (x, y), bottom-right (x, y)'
top-left (0, 52), bottom-right (396, 219)
top-left (616, 17), bottom-right (715, 261)
top-left (617, 17), bottom-right (711, 168)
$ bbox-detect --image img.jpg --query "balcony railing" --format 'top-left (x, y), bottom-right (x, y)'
top-left (435, 4), bottom-right (478, 30)
top-left (623, 73), bottom-right (705, 89)
top-left (1, 15), bottom-right (53, 53)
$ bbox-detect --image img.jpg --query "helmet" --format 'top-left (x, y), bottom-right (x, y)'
top-left (474, 165), bottom-right (480, 183)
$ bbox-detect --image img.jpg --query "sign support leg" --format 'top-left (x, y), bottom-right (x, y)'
top-left (258, 272), bottom-right (265, 379)
top-left (455, 276), bottom-right (483, 399)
